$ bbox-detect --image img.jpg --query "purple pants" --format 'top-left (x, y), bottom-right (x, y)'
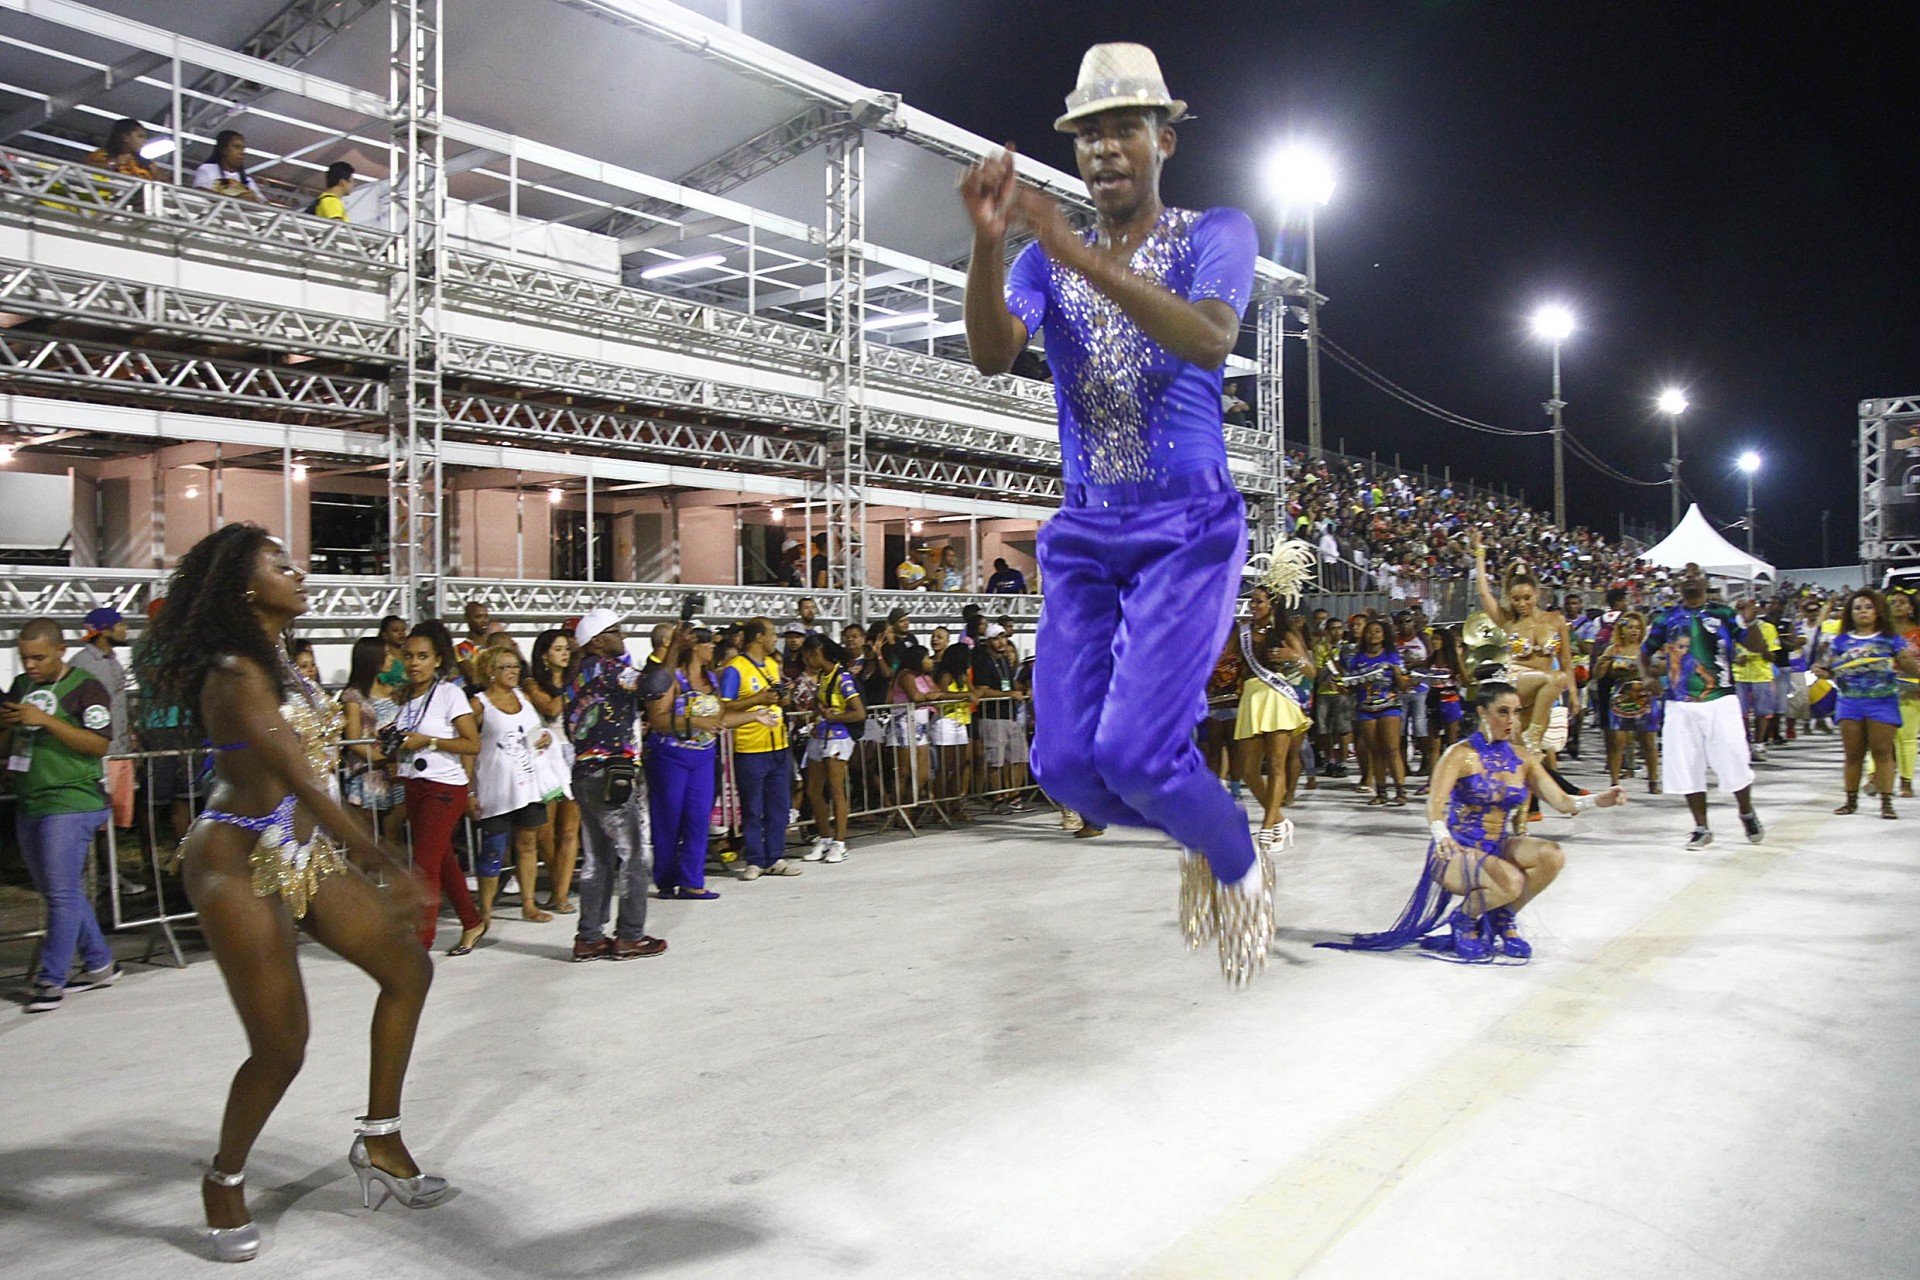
top-left (1032, 474), bottom-right (1255, 883)
top-left (647, 738), bottom-right (716, 891)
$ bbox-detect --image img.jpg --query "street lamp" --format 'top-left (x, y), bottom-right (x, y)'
top-left (1530, 304), bottom-right (1575, 528)
top-left (1264, 144), bottom-right (1335, 460)
top-left (1656, 387), bottom-right (1688, 529)
top-left (1736, 450), bottom-right (1761, 555)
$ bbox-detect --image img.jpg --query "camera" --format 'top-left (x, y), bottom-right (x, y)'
top-left (680, 591), bottom-right (707, 623)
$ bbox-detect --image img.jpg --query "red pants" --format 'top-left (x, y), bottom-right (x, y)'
top-left (405, 778), bottom-right (479, 947)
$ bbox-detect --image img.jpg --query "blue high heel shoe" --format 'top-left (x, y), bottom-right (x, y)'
top-left (1448, 907), bottom-right (1492, 961)
top-left (1487, 906), bottom-right (1531, 959)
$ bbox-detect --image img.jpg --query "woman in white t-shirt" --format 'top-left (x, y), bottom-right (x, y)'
top-left (467, 646), bottom-right (553, 926)
top-left (395, 626), bottom-right (484, 955)
top-left (192, 130), bottom-right (265, 202)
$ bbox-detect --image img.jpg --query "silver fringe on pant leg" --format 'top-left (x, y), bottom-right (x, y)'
top-left (1178, 847), bottom-right (1276, 984)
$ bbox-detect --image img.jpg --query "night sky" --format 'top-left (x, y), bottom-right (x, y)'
top-left (735, 0), bottom-right (1917, 567)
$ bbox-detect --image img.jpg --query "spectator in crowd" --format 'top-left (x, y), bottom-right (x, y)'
top-left (377, 614), bottom-right (410, 688)
top-left (929, 626), bottom-right (951, 663)
top-left (810, 534), bottom-right (829, 590)
top-left (69, 606), bottom-right (134, 835)
top-left (779, 619), bottom-right (809, 680)
top-left (136, 596), bottom-right (196, 851)
top-left (83, 118), bottom-right (159, 180)
top-left (525, 628), bottom-right (580, 913)
top-left (718, 617), bottom-right (801, 879)
top-left (340, 636), bottom-right (403, 837)
top-left (467, 646), bottom-right (553, 926)
top-left (1733, 597), bottom-right (1783, 760)
top-left (395, 623), bottom-right (485, 954)
top-left (973, 625), bottom-right (1028, 806)
top-left (287, 639), bottom-right (320, 685)
top-left (308, 161), bottom-right (354, 221)
top-left (889, 642), bottom-right (937, 812)
top-left (985, 557), bottom-right (1028, 594)
top-left (192, 131), bottom-right (264, 202)
top-left (4, 618), bottom-right (116, 1013)
top-left (454, 600), bottom-right (491, 683)
top-left (896, 549), bottom-right (928, 591)
top-left (930, 644), bottom-right (975, 822)
top-left (1222, 380), bottom-right (1251, 427)
top-left (1312, 616), bottom-right (1355, 778)
top-left (936, 545), bottom-right (966, 594)
top-left (795, 596), bottom-right (823, 633)
top-left (567, 608), bottom-right (667, 958)
top-left (801, 635), bottom-right (864, 862)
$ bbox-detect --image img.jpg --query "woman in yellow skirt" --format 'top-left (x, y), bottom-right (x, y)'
top-left (1236, 586), bottom-right (1314, 854)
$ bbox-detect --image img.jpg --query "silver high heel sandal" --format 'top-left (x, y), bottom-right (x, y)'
top-left (349, 1116), bottom-right (453, 1211)
top-left (1272, 819), bottom-right (1295, 852)
top-left (202, 1165), bottom-right (262, 1263)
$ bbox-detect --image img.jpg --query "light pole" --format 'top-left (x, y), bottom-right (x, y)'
top-left (1265, 145), bottom-right (1334, 460)
top-left (1737, 450), bottom-right (1761, 555)
top-left (1656, 388), bottom-right (1688, 529)
top-left (1530, 304), bottom-right (1575, 528)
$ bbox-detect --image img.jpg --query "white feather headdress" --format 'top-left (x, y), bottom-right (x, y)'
top-left (1246, 536), bottom-right (1318, 607)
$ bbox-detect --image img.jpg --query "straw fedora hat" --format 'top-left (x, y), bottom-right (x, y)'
top-left (1054, 43), bottom-right (1189, 133)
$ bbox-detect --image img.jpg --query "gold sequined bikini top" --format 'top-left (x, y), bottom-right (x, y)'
top-left (1507, 628), bottom-right (1562, 661)
top-left (281, 665), bottom-right (345, 782)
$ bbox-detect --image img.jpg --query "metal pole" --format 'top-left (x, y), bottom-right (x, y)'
top-left (585, 467), bottom-right (595, 582)
top-left (1550, 340), bottom-right (1566, 529)
top-left (1669, 413), bottom-right (1682, 529)
top-left (1304, 204), bottom-right (1323, 461)
top-left (1745, 471), bottom-right (1756, 555)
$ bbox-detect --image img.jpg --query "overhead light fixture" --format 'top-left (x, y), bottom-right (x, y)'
top-left (769, 506), bottom-right (785, 523)
top-left (547, 487), bottom-right (564, 505)
top-left (138, 137), bottom-right (176, 161)
top-left (910, 519), bottom-right (924, 534)
top-left (290, 462), bottom-right (308, 482)
top-left (863, 309), bottom-right (939, 331)
top-left (639, 253), bottom-right (726, 279)
top-left (0, 444), bottom-right (13, 465)
top-left (183, 485), bottom-right (200, 500)
top-left (1655, 388), bottom-right (1688, 416)
top-left (1530, 304), bottom-right (1575, 344)
top-left (1262, 143), bottom-right (1336, 208)
top-left (1736, 450), bottom-right (1762, 474)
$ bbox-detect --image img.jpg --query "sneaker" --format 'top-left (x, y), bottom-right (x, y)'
top-left (1741, 811), bottom-right (1765, 844)
top-left (66, 962), bottom-right (122, 994)
top-left (1685, 827), bottom-right (1714, 850)
top-left (822, 841), bottom-right (847, 864)
top-left (25, 983), bottom-right (63, 1013)
top-left (611, 936), bottom-right (668, 960)
top-left (787, 807), bottom-right (801, 828)
top-left (802, 837), bottom-right (829, 862)
top-left (1750, 745), bottom-right (1768, 762)
top-left (1061, 809), bottom-right (1084, 832)
top-left (571, 938), bottom-right (615, 963)
top-left (763, 859), bottom-right (803, 876)
top-left (738, 864), bottom-right (764, 882)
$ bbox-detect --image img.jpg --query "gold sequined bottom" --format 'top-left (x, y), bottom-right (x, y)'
top-left (1179, 848), bottom-right (1276, 985)
top-left (248, 826), bottom-right (350, 921)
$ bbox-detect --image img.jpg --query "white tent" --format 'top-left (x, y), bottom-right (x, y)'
top-left (1640, 504), bottom-right (1776, 581)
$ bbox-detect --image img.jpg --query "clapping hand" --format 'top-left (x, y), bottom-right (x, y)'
top-left (959, 144), bottom-right (1018, 241)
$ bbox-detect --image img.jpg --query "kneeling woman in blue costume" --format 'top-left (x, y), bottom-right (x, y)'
top-left (1321, 682), bottom-right (1625, 961)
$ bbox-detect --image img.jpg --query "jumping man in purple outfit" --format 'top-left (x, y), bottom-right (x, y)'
top-left (960, 43), bottom-right (1273, 981)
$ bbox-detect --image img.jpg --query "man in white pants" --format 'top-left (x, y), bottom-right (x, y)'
top-left (1645, 571), bottom-right (1769, 849)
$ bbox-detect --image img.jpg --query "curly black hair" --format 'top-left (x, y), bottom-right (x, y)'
top-left (134, 522), bottom-right (285, 732)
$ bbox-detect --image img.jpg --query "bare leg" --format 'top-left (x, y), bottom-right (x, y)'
top-left (1686, 792), bottom-right (1709, 826)
top-left (300, 866), bottom-right (435, 1179)
top-left (1839, 719), bottom-right (1867, 796)
top-left (1439, 849), bottom-right (1524, 917)
top-left (1606, 729), bottom-right (1625, 786)
top-left (1502, 835), bottom-right (1567, 912)
top-left (827, 758), bottom-right (850, 841)
top-left (1868, 720), bottom-right (1899, 801)
top-left (550, 798), bottom-right (580, 910)
top-left (515, 829), bottom-right (550, 920)
top-left (1639, 731), bottom-right (1661, 790)
top-left (1261, 733), bottom-right (1288, 828)
top-left (183, 832), bottom-right (309, 1231)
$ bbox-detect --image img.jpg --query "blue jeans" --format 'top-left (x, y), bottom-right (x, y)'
top-left (734, 748), bottom-right (791, 868)
top-left (18, 808), bottom-right (112, 988)
top-left (572, 763), bottom-right (650, 943)
top-left (647, 738), bottom-right (716, 891)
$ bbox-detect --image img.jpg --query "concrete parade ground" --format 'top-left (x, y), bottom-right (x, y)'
top-left (2, 733), bottom-right (1915, 1279)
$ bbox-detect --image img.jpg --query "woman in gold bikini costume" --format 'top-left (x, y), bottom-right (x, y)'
top-left (1468, 529), bottom-right (1578, 753)
top-left (140, 524), bottom-right (450, 1262)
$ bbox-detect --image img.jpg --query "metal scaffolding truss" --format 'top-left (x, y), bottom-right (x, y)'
top-left (864, 406), bottom-right (1059, 467)
top-left (444, 577), bottom-right (828, 624)
top-left (441, 334), bottom-right (841, 431)
top-left (0, 332), bottom-right (386, 419)
top-left (441, 391), bottom-right (825, 473)
top-left (0, 152), bottom-right (398, 275)
top-left (441, 248), bottom-right (833, 374)
top-left (0, 566), bottom-right (406, 626)
top-left (819, 130), bottom-right (868, 600)
top-left (1859, 394), bottom-right (1920, 569)
top-left (866, 588), bottom-right (1043, 624)
top-left (1252, 296), bottom-right (1285, 552)
top-left (863, 342), bottom-right (1056, 421)
top-left (867, 450), bottom-right (1063, 503)
top-left (178, 0), bottom-right (386, 134)
top-left (0, 258), bottom-right (401, 361)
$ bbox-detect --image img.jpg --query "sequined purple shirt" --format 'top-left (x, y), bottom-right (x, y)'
top-left (1004, 206), bottom-right (1257, 488)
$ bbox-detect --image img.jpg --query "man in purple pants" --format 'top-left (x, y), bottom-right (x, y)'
top-left (961, 43), bottom-right (1273, 982)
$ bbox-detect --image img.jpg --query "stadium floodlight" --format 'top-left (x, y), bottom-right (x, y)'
top-left (1737, 450), bottom-right (1761, 474)
top-left (1736, 451), bottom-right (1762, 554)
top-left (638, 252), bottom-right (726, 279)
top-left (1530, 304), bottom-right (1575, 344)
top-left (1656, 388), bottom-right (1688, 416)
top-left (1262, 144), bottom-right (1335, 208)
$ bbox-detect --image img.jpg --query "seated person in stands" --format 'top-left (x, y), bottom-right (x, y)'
top-left (986, 558), bottom-right (1028, 594)
top-left (895, 550), bottom-right (928, 591)
top-left (83, 118), bottom-right (160, 181)
top-left (192, 130), bottom-right (264, 202)
top-left (309, 161), bottom-right (354, 221)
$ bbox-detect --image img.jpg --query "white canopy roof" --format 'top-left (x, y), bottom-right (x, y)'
top-left (1640, 504), bottom-right (1776, 580)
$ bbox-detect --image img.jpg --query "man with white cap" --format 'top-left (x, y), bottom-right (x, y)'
top-left (960, 42), bottom-right (1272, 981)
top-left (565, 608), bottom-right (665, 960)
